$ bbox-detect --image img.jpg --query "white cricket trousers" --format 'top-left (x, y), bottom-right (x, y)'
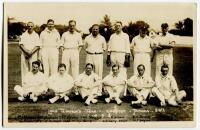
top-left (78, 87), bottom-right (99, 99)
top-left (86, 54), bottom-right (103, 78)
top-left (128, 87), bottom-right (150, 100)
top-left (133, 52), bottom-right (151, 76)
top-left (14, 84), bottom-right (47, 97)
top-left (104, 85), bottom-right (125, 98)
top-left (152, 87), bottom-right (186, 104)
top-left (110, 52), bottom-right (127, 77)
top-left (62, 49), bottom-right (79, 79)
top-left (155, 51), bottom-right (173, 76)
top-left (42, 48), bottom-right (59, 77)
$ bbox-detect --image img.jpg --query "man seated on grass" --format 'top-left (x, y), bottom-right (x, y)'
top-left (127, 64), bottom-right (155, 107)
top-left (14, 61), bottom-right (47, 102)
top-left (75, 63), bottom-right (101, 106)
top-left (152, 64), bottom-right (186, 106)
top-left (103, 64), bottom-right (127, 105)
top-left (47, 63), bottom-right (74, 104)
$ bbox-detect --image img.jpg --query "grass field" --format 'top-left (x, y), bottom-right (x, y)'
top-left (7, 43), bottom-right (194, 122)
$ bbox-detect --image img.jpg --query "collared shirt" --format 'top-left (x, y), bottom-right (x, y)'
top-left (19, 31), bottom-right (40, 51)
top-left (61, 31), bottom-right (83, 49)
top-left (108, 32), bottom-right (130, 53)
top-left (23, 71), bottom-right (45, 88)
top-left (155, 74), bottom-right (178, 93)
top-left (40, 28), bottom-right (60, 48)
top-left (128, 74), bottom-right (154, 89)
top-left (84, 34), bottom-right (107, 53)
top-left (103, 73), bottom-right (126, 87)
top-left (131, 35), bottom-right (152, 53)
top-left (75, 72), bottom-right (101, 89)
top-left (157, 32), bottom-right (175, 54)
top-left (47, 73), bottom-right (74, 93)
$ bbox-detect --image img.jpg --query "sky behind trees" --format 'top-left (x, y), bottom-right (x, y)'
top-left (5, 3), bottom-right (196, 33)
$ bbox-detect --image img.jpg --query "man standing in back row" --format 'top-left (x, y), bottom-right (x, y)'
top-left (40, 19), bottom-right (60, 78)
top-left (107, 21), bottom-right (131, 77)
top-left (60, 20), bottom-right (83, 80)
top-left (131, 24), bottom-right (153, 76)
top-left (19, 21), bottom-right (40, 83)
top-left (84, 24), bottom-right (107, 95)
top-left (155, 23), bottom-right (176, 77)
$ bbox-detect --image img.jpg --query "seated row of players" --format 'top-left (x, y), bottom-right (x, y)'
top-left (14, 61), bottom-right (186, 107)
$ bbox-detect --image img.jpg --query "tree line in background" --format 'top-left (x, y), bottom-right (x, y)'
top-left (8, 15), bottom-right (193, 42)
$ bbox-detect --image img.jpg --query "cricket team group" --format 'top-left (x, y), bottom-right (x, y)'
top-left (13, 19), bottom-right (187, 107)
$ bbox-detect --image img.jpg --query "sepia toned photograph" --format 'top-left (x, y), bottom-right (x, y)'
top-left (3, 2), bottom-right (197, 127)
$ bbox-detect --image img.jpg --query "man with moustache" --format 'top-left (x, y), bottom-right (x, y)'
top-left (19, 22), bottom-right (40, 83)
top-left (40, 19), bottom-right (60, 77)
top-left (84, 24), bottom-right (107, 96)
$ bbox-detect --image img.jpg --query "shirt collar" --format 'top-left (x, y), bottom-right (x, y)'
top-left (25, 30), bottom-right (35, 35)
top-left (84, 71), bottom-right (94, 76)
top-left (115, 31), bottom-right (123, 36)
top-left (137, 74), bottom-right (144, 79)
top-left (160, 74), bottom-right (170, 79)
top-left (112, 73), bottom-right (119, 78)
top-left (139, 35), bottom-right (148, 39)
top-left (45, 28), bottom-right (57, 33)
top-left (90, 34), bottom-right (99, 39)
top-left (68, 31), bottom-right (77, 35)
top-left (161, 32), bottom-right (169, 37)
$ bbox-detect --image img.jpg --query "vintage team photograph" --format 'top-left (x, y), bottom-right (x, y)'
top-left (3, 2), bottom-right (196, 127)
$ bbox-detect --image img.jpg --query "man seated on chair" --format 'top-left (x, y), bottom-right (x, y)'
top-left (152, 64), bottom-right (186, 106)
top-left (47, 63), bottom-right (74, 104)
top-left (103, 64), bottom-right (127, 105)
top-left (14, 61), bottom-right (47, 102)
top-left (127, 64), bottom-right (155, 106)
top-left (75, 63), bottom-right (101, 106)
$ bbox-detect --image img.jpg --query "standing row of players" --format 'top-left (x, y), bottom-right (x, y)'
top-left (14, 19), bottom-right (186, 106)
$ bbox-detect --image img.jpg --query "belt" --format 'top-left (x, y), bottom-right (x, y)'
top-left (64, 47), bottom-right (78, 50)
top-left (86, 51), bottom-right (103, 55)
top-left (43, 46), bottom-right (57, 48)
top-left (134, 51), bottom-right (150, 54)
top-left (111, 51), bottom-right (126, 53)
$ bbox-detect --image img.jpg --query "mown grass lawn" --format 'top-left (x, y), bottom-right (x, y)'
top-left (7, 43), bottom-right (194, 122)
